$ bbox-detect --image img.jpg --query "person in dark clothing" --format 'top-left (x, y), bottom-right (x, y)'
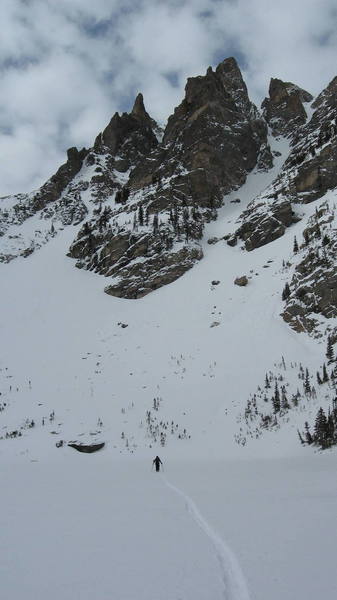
top-left (153, 456), bottom-right (163, 472)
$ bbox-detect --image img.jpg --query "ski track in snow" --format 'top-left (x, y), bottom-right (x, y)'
top-left (162, 475), bottom-right (251, 600)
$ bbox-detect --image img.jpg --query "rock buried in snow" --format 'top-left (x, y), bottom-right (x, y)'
top-left (68, 442), bottom-right (105, 453)
top-left (234, 275), bottom-right (248, 286)
top-left (211, 280), bottom-right (220, 286)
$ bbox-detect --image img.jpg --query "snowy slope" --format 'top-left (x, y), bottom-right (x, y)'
top-left (1, 134), bottom-right (337, 600)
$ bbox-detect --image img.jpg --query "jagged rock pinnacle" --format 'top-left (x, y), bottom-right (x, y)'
top-left (131, 93), bottom-right (148, 119)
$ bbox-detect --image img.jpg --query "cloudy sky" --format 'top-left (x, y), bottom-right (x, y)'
top-left (1, 0), bottom-right (337, 196)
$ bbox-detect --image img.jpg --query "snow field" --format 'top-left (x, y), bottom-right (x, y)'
top-left (1, 132), bottom-right (337, 599)
top-left (1, 455), bottom-right (336, 600)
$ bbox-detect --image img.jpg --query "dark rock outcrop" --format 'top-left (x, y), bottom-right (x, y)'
top-left (267, 76), bottom-right (337, 205)
top-left (32, 146), bottom-right (88, 212)
top-left (229, 75), bottom-right (337, 253)
top-left (94, 93), bottom-right (158, 166)
top-left (68, 442), bottom-right (105, 453)
top-left (68, 216), bottom-right (204, 298)
top-left (105, 245), bottom-right (203, 299)
top-left (229, 197), bottom-right (297, 251)
top-left (262, 78), bottom-right (313, 138)
top-left (282, 201), bottom-right (337, 334)
top-left (68, 58), bottom-right (273, 297)
top-left (130, 57), bottom-right (272, 203)
top-left (234, 275), bottom-right (248, 286)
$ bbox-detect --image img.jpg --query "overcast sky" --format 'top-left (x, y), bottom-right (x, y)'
top-left (1, 0), bottom-right (337, 196)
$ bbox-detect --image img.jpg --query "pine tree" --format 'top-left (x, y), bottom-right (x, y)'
top-left (326, 409), bottom-right (335, 443)
top-left (281, 386), bottom-right (290, 411)
top-left (298, 429), bottom-right (305, 444)
top-left (304, 368), bottom-right (311, 395)
top-left (123, 187), bottom-right (130, 203)
top-left (282, 282), bottom-right (291, 301)
top-left (331, 364), bottom-right (337, 381)
top-left (316, 371), bottom-right (322, 385)
top-left (326, 336), bottom-right (334, 364)
top-left (153, 213), bottom-right (159, 234)
top-left (272, 381), bottom-right (280, 413)
top-left (293, 236), bottom-right (299, 253)
top-left (83, 221), bottom-right (91, 236)
top-left (138, 205), bottom-right (144, 227)
top-left (314, 407), bottom-right (328, 448)
top-left (322, 363), bottom-right (329, 383)
top-left (292, 393), bottom-right (299, 407)
top-left (303, 230), bottom-right (310, 246)
top-left (304, 422), bottom-right (313, 444)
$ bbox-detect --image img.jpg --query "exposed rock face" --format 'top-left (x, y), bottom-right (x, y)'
top-left (130, 57), bottom-right (272, 205)
top-left (32, 147), bottom-right (89, 212)
top-left (262, 78), bottom-right (313, 138)
top-left (5, 58), bottom-right (337, 305)
top-left (0, 93), bottom-right (161, 263)
top-left (266, 76), bottom-right (337, 205)
top-left (67, 206), bottom-right (204, 298)
top-left (281, 201), bottom-right (337, 334)
top-left (85, 93), bottom-right (160, 202)
top-left (104, 245), bottom-right (203, 299)
top-left (229, 74), bottom-right (337, 253)
top-left (94, 93), bottom-right (158, 166)
top-left (0, 148), bottom-right (89, 262)
top-left (68, 57), bottom-right (273, 297)
top-left (289, 77), bottom-right (337, 203)
top-left (1, 146), bottom-right (88, 229)
top-left (228, 197), bottom-right (297, 251)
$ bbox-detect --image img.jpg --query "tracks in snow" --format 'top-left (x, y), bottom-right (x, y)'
top-left (162, 476), bottom-right (251, 600)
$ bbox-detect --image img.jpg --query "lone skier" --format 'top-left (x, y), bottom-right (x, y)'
top-left (152, 456), bottom-right (163, 472)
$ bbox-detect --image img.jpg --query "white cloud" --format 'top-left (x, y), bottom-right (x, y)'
top-left (1, 0), bottom-right (337, 195)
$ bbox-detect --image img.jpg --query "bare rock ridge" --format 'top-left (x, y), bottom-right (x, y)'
top-left (0, 146), bottom-right (89, 260)
top-left (68, 57), bottom-right (275, 298)
top-left (230, 75), bottom-right (337, 252)
top-left (2, 58), bottom-right (337, 304)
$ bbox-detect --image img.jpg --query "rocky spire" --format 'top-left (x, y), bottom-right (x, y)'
top-left (131, 93), bottom-right (148, 120)
top-left (215, 57), bottom-right (255, 117)
top-left (262, 78), bottom-right (313, 138)
top-left (93, 94), bottom-right (158, 157)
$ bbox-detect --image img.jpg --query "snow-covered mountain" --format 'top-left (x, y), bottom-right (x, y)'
top-left (1, 57), bottom-right (337, 600)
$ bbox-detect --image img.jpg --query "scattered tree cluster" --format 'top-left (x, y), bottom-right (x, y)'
top-left (300, 399), bottom-right (337, 449)
top-left (143, 408), bottom-right (191, 447)
top-left (127, 395), bottom-right (192, 450)
top-left (235, 358), bottom-right (317, 446)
